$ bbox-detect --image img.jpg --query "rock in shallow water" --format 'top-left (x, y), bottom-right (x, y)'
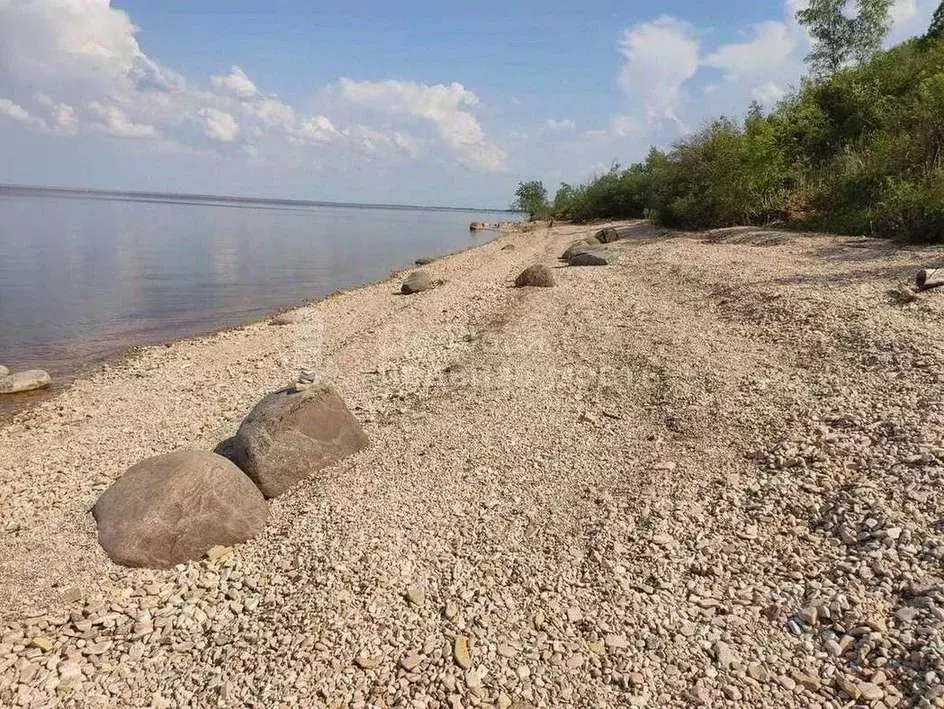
top-left (0, 369), bottom-right (51, 394)
top-left (92, 449), bottom-right (267, 568)
top-left (228, 383), bottom-right (369, 498)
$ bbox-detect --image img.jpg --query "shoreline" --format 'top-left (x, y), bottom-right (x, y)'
top-left (0, 228), bottom-right (509, 423)
top-left (2, 221), bottom-right (942, 707)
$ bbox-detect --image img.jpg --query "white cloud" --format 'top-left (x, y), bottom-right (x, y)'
top-left (88, 102), bottom-right (156, 139)
top-left (703, 21), bottom-right (797, 79)
top-left (0, 98), bottom-right (45, 129)
top-left (752, 82), bottom-right (787, 106)
top-left (35, 94), bottom-right (77, 132)
top-left (544, 118), bottom-right (576, 131)
top-left (295, 115), bottom-right (341, 144)
top-left (617, 16), bottom-right (700, 129)
top-left (199, 108), bottom-right (239, 142)
top-left (211, 66), bottom-right (257, 97)
top-left (337, 78), bottom-right (506, 171)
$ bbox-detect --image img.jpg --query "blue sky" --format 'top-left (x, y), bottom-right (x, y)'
top-left (0, 0), bottom-right (938, 208)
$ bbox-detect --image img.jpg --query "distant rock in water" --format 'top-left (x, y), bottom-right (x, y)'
top-left (568, 250), bottom-right (610, 267)
top-left (92, 450), bottom-right (267, 568)
top-left (0, 369), bottom-right (51, 394)
top-left (469, 222), bottom-right (486, 231)
top-left (228, 383), bottom-right (369, 498)
top-left (514, 264), bottom-right (556, 288)
top-left (401, 270), bottom-right (434, 295)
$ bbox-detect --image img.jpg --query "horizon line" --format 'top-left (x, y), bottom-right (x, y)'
top-left (0, 183), bottom-right (518, 215)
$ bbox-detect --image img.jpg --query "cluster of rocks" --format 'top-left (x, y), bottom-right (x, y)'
top-left (559, 226), bottom-right (629, 267)
top-left (0, 366), bottom-right (51, 395)
top-left (92, 381), bottom-right (368, 568)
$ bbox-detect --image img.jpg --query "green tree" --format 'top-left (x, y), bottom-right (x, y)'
top-left (797, 0), bottom-right (894, 75)
top-left (512, 180), bottom-right (549, 220)
top-left (929, 1), bottom-right (944, 38)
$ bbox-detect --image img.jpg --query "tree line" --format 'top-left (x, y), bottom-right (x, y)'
top-left (513, 1), bottom-right (944, 242)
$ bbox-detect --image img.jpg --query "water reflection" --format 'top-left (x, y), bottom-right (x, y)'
top-left (0, 194), bottom-right (504, 383)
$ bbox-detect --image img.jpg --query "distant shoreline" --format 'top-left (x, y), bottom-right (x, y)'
top-left (0, 183), bottom-right (519, 216)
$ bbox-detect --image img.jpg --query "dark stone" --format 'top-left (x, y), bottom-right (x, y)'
top-left (568, 250), bottom-right (610, 266)
top-left (514, 264), bottom-right (556, 287)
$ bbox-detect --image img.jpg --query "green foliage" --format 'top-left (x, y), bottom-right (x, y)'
top-left (512, 180), bottom-right (549, 220)
top-left (930, 2), bottom-right (944, 39)
top-left (516, 32), bottom-right (944, 242)
top-left (797, 0), bottom-right (894, 75)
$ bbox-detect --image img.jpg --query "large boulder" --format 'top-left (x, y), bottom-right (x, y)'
top-left (0, 369), bottom-right (51, 394)
top-left (514, 264), bottom-right (555, 288)
top-left (401, 270), bottom-right (434, 295)
top-left (229, 383), bottom-right (369, 498)
top-left (567, 250), bottom-right (610, 266)
top-left (0, 365), bottom-right (8, 377)
top-left (561, 237), bottom-right (601, 260)
top-left (92, 450), bottom-right (267, 568)
top-left (595, 227), bottom-right (622, 243)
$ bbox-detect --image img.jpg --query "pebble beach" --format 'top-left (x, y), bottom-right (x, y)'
top-left (1, 220), bottom-right (943, 707)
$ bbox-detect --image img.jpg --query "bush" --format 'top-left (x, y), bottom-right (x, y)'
top-left (528, 34), bottom-right (944, 242)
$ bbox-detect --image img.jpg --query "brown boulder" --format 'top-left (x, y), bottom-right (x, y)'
top-left (229, 383), bottom-right (368, 498)
top-left (561, 237), bottom-right (601, 260)
top-left (92, 450), bottom-right (267, 568)
top-left (595, 227), bottom-right (621, 243)
top-left (514, 264), bottom-right (555, 287)
top-left (401, 270), bottom-right (434, 295)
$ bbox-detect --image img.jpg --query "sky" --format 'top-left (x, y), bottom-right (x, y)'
top-left (0, 0), bottom-right (938, 209)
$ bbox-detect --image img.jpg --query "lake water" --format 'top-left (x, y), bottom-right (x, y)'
top-left (0, 188), bottom-right (509, 413)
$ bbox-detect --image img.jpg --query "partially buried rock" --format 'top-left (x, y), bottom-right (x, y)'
top-left (92, 449), bottom-right (267, 568)
top-left (594, 227), bottom-right (622, 243)
top-left (0, 369), bottom-right (51, 394)
top-left (269, 312), bottom-right (302, 326)
top-left (561, 237), bottom-right (601, 260)
top-left (228, 383), bottom-right (369, 498)
top-left (567, 250), bottom-right (610, 266)
top-left (500, 244), bottom-right (515, 251)
top-left (514, 264), bottom-right (555, 288)
top-left (401, 270), bottom-right (434, 295)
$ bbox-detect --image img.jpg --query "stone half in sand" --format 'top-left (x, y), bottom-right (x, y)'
top-left (514, 264), bottom-right (555, 288)
top-left (401, 270), bottom-right (435, 295)
top-left (227, 382), bottom-right (369, 498)
top-left (92, 449), bottom-right (267, 568)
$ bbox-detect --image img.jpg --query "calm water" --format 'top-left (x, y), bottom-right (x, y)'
top-left (0, 189), bottom-right (508, 411)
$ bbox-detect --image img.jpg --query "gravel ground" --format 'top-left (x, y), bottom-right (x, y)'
top-left (1, 221), bottom-right (943, 708)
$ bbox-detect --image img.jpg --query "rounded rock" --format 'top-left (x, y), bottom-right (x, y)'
top-left (0, 369), bottom-right (52, 394)
top-left (92, 449), bottom-right (267, 568)
top-left (514, 265), bottom-right (555, 288)
top-left (401, 270), bottom-right (434, 295)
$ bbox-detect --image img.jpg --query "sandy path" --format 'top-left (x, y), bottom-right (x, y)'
top-left (1, 222), bottom-right (943, 707)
